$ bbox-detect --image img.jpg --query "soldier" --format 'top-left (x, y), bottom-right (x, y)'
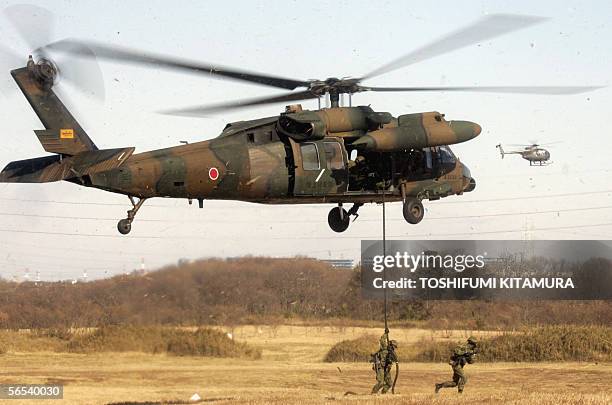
top-left (348, 154), bottom-right (369, 190)
top-left (371, 329), bottom-right (399, 394)
top-left (435, 336), bottom-right (478, 394)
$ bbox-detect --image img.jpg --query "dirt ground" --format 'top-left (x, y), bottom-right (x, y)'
top-left (1, 325), bottom-right (610, 404)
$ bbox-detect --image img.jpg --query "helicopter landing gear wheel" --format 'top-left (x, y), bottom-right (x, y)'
top-left (403, 198), bottom-right (424, 224)
top-left (117, 218), bottom-right (132, 235)
top-left (117, 196), bottom-right (147, 235)
top-left (328, 205), bottom-right (350, 233)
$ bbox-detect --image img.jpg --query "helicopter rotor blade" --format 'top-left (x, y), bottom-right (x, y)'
top-left (0, 44), bottom-right (24, 96)
top-left (159, 90), bottom-right (319, 117)
top-left (359, 85), bottom-right (602, 95)
top-left (361, 14), bottom-right (548, 80)
top-left (508, 140), bottom-right (563, 147)
top-left (53, 43), bottom-right (106, 101)
top-left (4, 4), bottom-right (55, 53)
top-left (27, 12), bottom-right (603, 114)
top-left (0, 44), bottom-right (22, 68)
top-left (44, 39), bottom-right (311, 91)
top-left (536, 141), bottom-right (563, 146)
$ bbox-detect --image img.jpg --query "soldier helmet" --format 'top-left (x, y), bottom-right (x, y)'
top-left (467, 336), bottom-right (478, 345)
top-left (389, 339), bottom-right (398, 348)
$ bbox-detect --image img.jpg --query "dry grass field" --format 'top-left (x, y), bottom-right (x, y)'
top-left (1, 325), bottom-right (610, 404)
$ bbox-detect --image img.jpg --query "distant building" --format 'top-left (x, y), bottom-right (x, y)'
top-left (322, 259), bottom-right (355, 269)
top-left (178, 258), bottom-right (196, 266)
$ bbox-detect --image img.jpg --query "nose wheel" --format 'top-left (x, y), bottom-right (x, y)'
top-left (117, 196), bottom-right (147, 235)
top-left (328, 203), bottom-right (362, 233)
top-left (403, 198), bottom-right (424, 224)
top-left (117, 218), bottom-right (132, 235)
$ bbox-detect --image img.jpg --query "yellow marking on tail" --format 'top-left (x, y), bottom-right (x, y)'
top-left (60, 129), bottom-right (74, 139)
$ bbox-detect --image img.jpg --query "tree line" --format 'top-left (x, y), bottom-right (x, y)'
top-left (0, 257), bottom-right (609, 329)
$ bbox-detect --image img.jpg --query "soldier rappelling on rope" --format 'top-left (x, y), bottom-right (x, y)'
top-left (371, 328), bottom-right (399, 394)
top-left (369, 192), bottom-right (399, 395)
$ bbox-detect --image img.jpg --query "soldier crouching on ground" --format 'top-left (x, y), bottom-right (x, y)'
top-left (371, 329), bottom-right (399, 394)
top-left (435, 336), bottom-right (478, 394)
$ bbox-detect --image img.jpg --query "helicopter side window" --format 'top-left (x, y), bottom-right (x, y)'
top-left (300, 143), bottom-right (320, 170)
top-left (323, 142), bottom-right (345, 170)
top-left (279, 115), bottom-right (313, 136)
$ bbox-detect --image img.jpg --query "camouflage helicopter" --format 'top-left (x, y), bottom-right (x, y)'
top-left (0, 7), bottom-right (601, 234)
top-left (496, 142), bottom-right (557, 166)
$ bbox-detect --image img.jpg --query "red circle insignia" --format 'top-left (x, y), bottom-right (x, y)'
top-left (208, 167), bottom-right (219, 181)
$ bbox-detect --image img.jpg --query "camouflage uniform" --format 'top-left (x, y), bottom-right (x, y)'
top-left (435, 337), bottom-right (478, 394)
top-left (371, 332), bottom-right (398, 394)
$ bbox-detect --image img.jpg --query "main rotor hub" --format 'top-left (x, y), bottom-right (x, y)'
top-left (308, 77), bottom-right (362, 97)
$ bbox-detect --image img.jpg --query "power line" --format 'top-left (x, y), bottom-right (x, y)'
top-left (0, 239), bottom-right (179, 258)
top-left (0, 228), bottom-right (167, 239)
top-left (425, 206), bottom-right (612, 220)
top-left (0, 204), bottom-right (610, 223)
top-left (0, 235), bottom-right (360, 260)
top-left (435, 189), bottom-right (612, 204)
top-left (0, 212), bottom-right (171, 222)
top-left (352, 222), bottom-right (612, 239)
top-left (476, 168), bottom-right (612, 179)
top-left (0, 197), bottom-right (172, 207)
top-left (0, 259), bottom-right (112, 272)
top-left (1, 189), bottom-right (611, 208)
top-left (0, 221), bottom-right (611, 240)
top-left (0, 249), bottom-right (141, 265)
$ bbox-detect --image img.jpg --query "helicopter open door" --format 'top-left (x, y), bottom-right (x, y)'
top-left (289, 138), bottom-right (349, 196)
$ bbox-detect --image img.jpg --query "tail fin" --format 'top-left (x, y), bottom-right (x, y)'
top-left (12, 66), bottom-right (97, 155)
top-left (2, 64), bottom-right (134, 184)
top-left (496, 144), bottom-right (505, 159)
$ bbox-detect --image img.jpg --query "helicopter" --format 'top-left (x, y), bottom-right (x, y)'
top-left (0, 7), bottom-right (601, 234)
top-left (496, 142), bottom-right (558, 166)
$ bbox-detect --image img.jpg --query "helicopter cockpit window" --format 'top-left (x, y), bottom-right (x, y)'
top-left (425, 148), bottom-right (433, 170)
top-left (323, 142), bottom-right (345, 170)
top-left (300, 143), bottom-right (320, 171)
top-left (439, 145), bottom-right (456, 164)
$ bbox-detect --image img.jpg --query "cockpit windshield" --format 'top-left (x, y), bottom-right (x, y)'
top-left (439, 145), bottom-right (457, 164)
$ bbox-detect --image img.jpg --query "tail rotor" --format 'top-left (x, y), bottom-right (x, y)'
top-left (0, 4), bottom-right (105, 101)
top-left (496, 144), bottom-right (505, 159)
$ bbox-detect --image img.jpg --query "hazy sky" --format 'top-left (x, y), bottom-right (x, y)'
top-left (0, 0), bottom-right (611, 280)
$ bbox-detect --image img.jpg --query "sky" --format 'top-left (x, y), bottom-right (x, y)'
top-left (0, 0), bottom-right (611, 281)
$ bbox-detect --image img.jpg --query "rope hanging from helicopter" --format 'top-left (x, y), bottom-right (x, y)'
top-left (382, 190), bottom-right (388, 333)
top-left (381, 190), bottom-right (399, 394)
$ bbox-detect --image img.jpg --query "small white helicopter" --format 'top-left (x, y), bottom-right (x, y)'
top-left (496, 142), bottom-right (560, 166)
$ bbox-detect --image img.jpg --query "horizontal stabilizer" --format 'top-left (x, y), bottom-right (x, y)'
top-left (0, 147), bottom-right (134, 183)
top-left (35, 128), bottom-right (93, 155)
top-left (0, 155), bottom-right (65, 183)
